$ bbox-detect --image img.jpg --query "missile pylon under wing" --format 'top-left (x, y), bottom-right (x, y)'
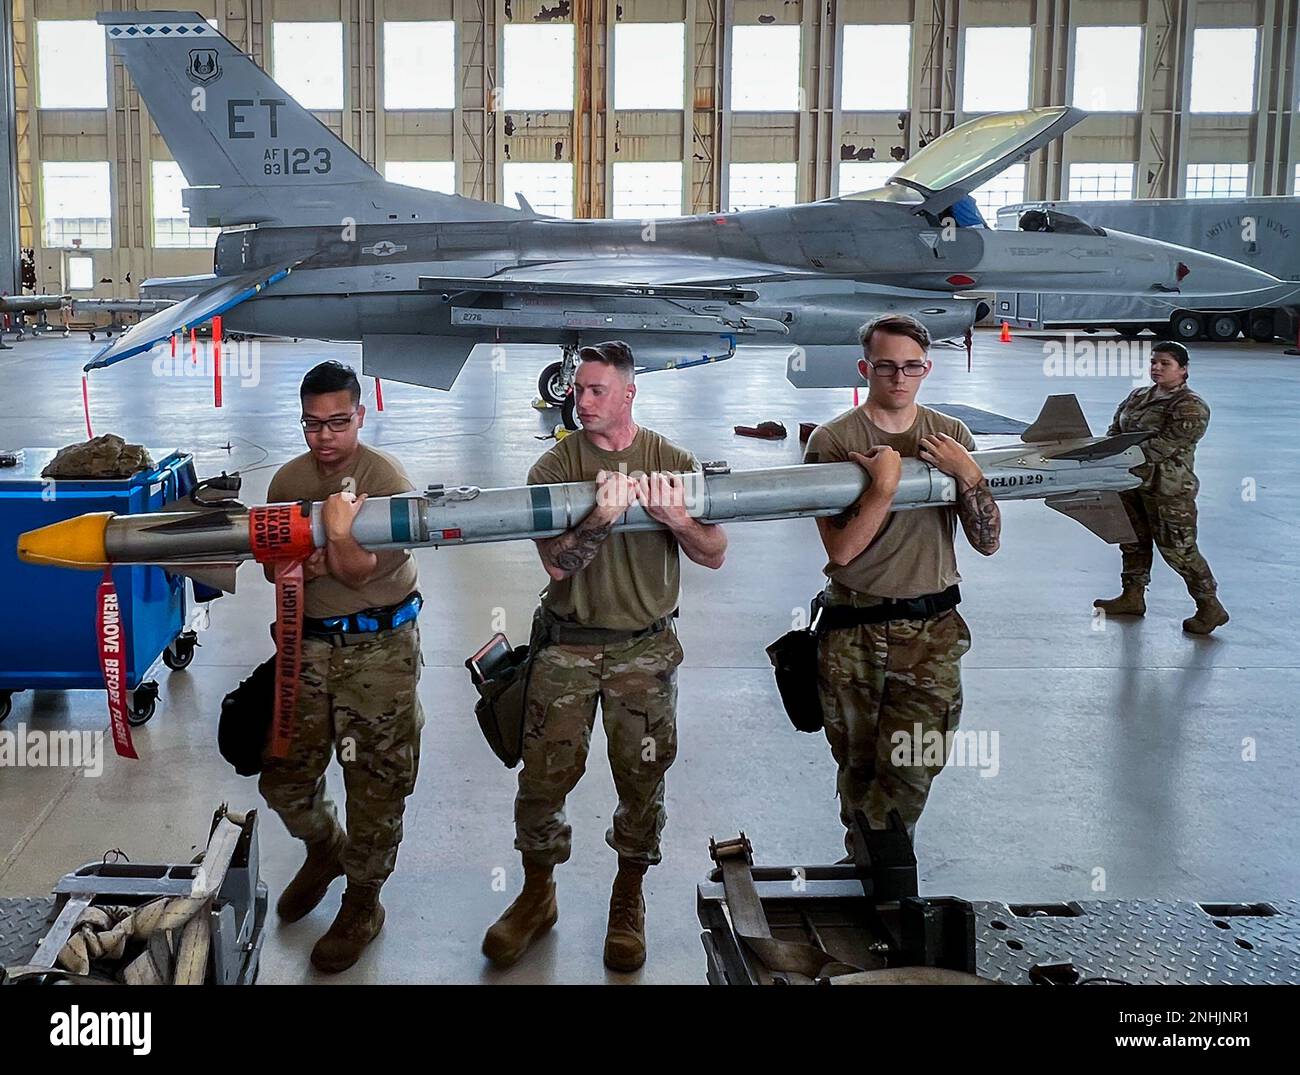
top-left (17, 396), bottom-right (1146, 592)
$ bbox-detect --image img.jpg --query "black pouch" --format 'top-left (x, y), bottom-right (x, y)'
top-left (765, 595), bottom-right (827, 733)
top-left (218, 656), bottom-right (276, 776)
top-left (469, 610), bottom-right (544, 768)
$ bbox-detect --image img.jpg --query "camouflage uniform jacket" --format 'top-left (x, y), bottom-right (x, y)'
top-left (1108, 383), bottom-right (1210, 498)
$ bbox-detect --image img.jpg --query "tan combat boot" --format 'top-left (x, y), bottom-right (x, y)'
top-left (1183, 595), bottom-right (1229, 635)
top-left (603, 860), bottom-right (647, 973)
top-left (277, 832), bottom-right (345, 922)
top-left (1094, 584), bottom-right (1146, 617)
top-left (481, 860), bottom-right (558, 967)
top-left (310, 885), bottom-right (385, 973)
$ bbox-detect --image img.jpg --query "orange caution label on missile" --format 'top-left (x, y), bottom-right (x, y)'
top-left (249, 504), bottom-right (315, 562)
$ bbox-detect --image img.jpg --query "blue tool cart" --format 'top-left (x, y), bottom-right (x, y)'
top-left (0, 448), bottom-right (205, 725)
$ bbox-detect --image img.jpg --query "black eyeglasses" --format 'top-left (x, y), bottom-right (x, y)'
top-left (301, 411), bottom-right (357, 433)
top-left (865, 360), bottom-right (929, 377)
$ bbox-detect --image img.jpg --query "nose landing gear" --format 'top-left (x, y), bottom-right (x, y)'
top-left (538, 345), bottom-right (582, 431)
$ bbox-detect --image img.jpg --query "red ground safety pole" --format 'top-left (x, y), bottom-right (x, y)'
top-left (852, 387), bottom-right (860, 407)
top-left (190, 325), bottom-right (197, 364)
top-left (212, 315), bottom-right (223, 408)
top-left (374, 376), bottom-right (385, 412)
top-left (81, 374), bottom-right (93, 439)
top-left (171, 332), bottom-right (177, 358)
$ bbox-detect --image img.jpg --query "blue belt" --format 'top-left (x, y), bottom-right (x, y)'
top-left (304, 592), bottom-right (422, 639)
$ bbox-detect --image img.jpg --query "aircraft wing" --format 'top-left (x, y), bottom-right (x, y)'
top-left (82, 262), bottom-right (298, 372)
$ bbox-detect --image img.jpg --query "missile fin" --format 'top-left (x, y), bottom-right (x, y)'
top-left (160, 562), bottom-right (241, 594)
top-left (1045, 491), bottom-right (1137, 544)
top-left (1041, 431), bottom-right (1152, 461)
top-left (1021, 394), bottom-right (1092, 443)
top-left (139, 510), bottom-right (239, 534)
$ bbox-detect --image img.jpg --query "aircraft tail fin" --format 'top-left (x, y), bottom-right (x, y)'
top-left (98, 12), bottom-right (379, 205)
top-left (1021, 394), bottom-right (1093, 443)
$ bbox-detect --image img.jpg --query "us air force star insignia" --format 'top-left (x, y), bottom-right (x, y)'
top-left (363, 241), bottom-right (408, 257)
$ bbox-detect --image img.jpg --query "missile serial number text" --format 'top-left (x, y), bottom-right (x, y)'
top-left (986, 474), bottom-right (1045, 488)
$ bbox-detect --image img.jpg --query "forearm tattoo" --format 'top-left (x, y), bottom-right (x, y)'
top-left (957, 478), bottom-right (1001, 554)
top-left (830, 502), bottom-right (862, 530)
top-left (547, 517), bottom-right (614, 574)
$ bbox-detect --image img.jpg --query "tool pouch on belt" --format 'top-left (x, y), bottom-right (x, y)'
top-left (218, 655), bottom-right (277, 776)
top-left (469, 609), bottom-right (545, 769)
top-left (765, 594), bottom-right (828, 734)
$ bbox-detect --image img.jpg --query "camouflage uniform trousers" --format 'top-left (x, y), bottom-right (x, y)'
top-left (514, 628), bottom-right (684, 868)
top-left (816, 608), bottom-right (971, 847)
top-left (1118, 490), bottom-right (1217, 598)
top-left (259, 621), bottom-right (423, 893)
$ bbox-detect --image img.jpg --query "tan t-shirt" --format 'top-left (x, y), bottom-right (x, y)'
top-left (528, 428), bottom-right (698, 631)
top-left (267, 443), bottom-right (419, 618)
top-left (803, 405), bottom-right (975, 599)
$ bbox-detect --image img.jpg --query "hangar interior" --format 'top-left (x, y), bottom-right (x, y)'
top-left (0, 0), bottom-right (1297, 985)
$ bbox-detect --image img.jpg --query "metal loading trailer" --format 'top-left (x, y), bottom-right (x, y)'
top-left (993, 197), bottom-right (1300, 342)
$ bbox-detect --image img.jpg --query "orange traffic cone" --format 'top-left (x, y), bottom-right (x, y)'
top-left (999, 321), bottom-right (1012, 343)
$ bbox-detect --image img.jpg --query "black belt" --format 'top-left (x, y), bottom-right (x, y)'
top-left (818, 585), bottom-right (960, 629)
top-left (303, 591), bottom-right (422, 641)
top-left (543, 608), bottom-right (678, 646)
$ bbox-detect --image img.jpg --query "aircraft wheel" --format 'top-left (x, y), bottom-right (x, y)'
top-left (561, 393), bottom-right (580, 431)
top-left (538, 362), bottom-right (568, 406)
top-left (1248, 311), bottom-right (1276, 342)
top-left (1205, 313), bottom-right (1241, 342)
top-left (1170, 312), bottom-right (1204, 342)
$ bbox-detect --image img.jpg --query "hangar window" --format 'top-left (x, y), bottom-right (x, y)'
top-left (728, 163), bottom-right (798, 211)
top-left (36, 20), bottom-right (107, 109)
top-left (272, 22), bottom-right (345, 110)
top-left (838, 161), bottom-right (897, 195)
top-left (152, 161), bottom-right (222, 248)
top-left (67, 256), bottom-right (94, 291)
top-left (1071, 27), bottom-right (1142, 111)
top-left (962, 27), bottom-right (1031, 112)
top-left (612, 162), bottom-right (683, 219)
top-left (1294, 164), bottom-right (1300, 195)
top-left (41, 162), bottom-right (112, 249)
top-left (731, 26), bottom-right (801, 111)
top-left (1185, 164), bottom-right (1249, 199)
top-left (383, 22), bottom-right (455, 109)
top-left (841, 25), bottom-right (911, 111)
top-left (503, 163), bottom-right (573, 218)
top-left (1067, 163), bottom-right (1136, 201)
top-left (969, 163), bottom-right (1026, 228)
top-left (384, 162), bottom-right (456, 193)
top-left (503, 25), bottom-right (575, 110)
top-left (1190, 29), bottom-right (1258, 113)
top-left (615, 23), bottom-right (685, 109)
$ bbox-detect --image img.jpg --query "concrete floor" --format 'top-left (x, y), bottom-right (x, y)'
top-left (0, 328), bottom-right (1296, 984)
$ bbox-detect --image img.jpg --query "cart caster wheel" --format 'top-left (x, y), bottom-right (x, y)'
top-left (128, 682), bottom-right (159, 727)
top-left (163, 632), bottom-right (198, 671)
top-left (0, 692), bottom-right (11, 723)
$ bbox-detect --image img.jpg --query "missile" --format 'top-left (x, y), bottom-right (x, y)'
top-left (17, 395), bottom-right (1147, 591)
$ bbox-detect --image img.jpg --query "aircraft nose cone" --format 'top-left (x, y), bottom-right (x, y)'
top-left (1174, 247), bottom-right (1283, 295)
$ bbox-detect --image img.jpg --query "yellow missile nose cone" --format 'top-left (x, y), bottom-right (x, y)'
top-left (17, 512), bottom-right (112, 568)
